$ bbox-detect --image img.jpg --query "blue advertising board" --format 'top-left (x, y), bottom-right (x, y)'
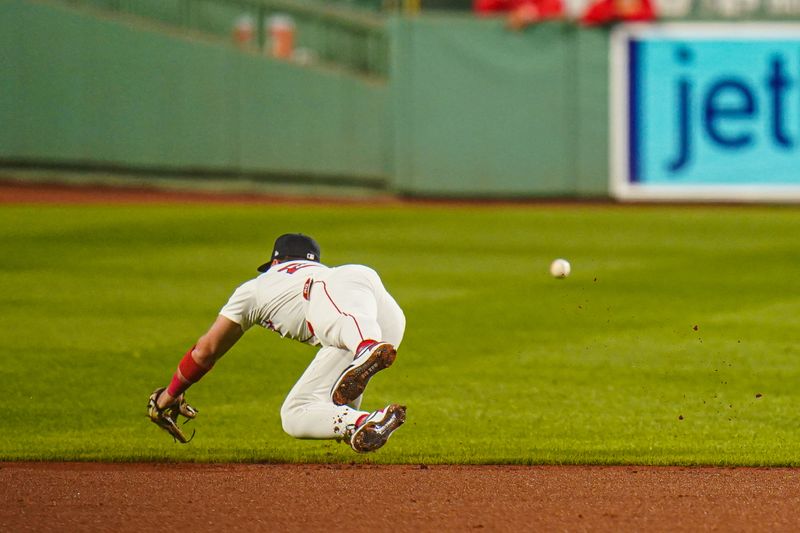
top-left (611, 24), bottom-right (800, 201)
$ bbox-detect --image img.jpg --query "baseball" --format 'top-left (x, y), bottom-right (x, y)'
top-left (550, 258), bottom-right (571, 278)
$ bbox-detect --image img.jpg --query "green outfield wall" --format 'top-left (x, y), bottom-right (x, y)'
top-left (1, 0), bottom-right (610, 196)
top-left (390, 17), bottom-right (608, 196)
top-left (0, 0), bottom-right (389, 184)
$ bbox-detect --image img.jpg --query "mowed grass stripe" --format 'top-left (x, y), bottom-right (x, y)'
top-left (0, 204), bottom-right (798, 464)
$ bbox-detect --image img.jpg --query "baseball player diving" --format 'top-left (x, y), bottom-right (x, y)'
top-left (147, 233), bottom-right (407, 453)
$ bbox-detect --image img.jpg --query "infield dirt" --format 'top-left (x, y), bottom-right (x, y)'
top-left (3, 462), bottom-right (800, 532)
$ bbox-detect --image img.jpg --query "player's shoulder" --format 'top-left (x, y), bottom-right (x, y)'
top-left (231, 277), bottom-right (259, 296)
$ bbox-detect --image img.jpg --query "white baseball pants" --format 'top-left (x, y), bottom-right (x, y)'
top-left (280, 265), bottom-right (405, 439)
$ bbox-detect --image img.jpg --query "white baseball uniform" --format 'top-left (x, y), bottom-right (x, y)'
top-left (219, 260), bottom-right (405, 439)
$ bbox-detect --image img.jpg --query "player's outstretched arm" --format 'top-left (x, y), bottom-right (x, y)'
top-left (147, 315), bottom-right (244, 442)
top-left (157, 315), bottom-right (244, 409)
top-left (195, 315), bottom-right (246, 366)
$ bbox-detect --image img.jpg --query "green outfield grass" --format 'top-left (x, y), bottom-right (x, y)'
top-left (1, 201), bottom-right (799, 465)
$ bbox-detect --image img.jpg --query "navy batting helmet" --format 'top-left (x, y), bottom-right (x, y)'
top-left (257, 233), bottom-right (321, 272)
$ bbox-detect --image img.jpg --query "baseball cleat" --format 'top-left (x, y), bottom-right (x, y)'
top-left (331, 341), bottom-right (396, 406)
top-left (147, 387), bottom-right (198, 443)
top-left (350, 404), bottom-right (406, 453)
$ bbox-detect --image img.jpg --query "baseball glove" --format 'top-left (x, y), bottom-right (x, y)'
top-left (147, 387), bottom-right (198, 443)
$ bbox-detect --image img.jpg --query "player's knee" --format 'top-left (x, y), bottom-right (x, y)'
top-left (280, 394), bottom-right (304, 435)
top-left (280, 400), bottom-right (304, 438)
top-left (281, 418), bottom-right (302, 438)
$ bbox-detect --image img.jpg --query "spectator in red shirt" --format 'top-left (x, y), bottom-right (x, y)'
top-left (474, 0), bottom-right (655, 29)
top-left (474, 0), bottom-right (565, 30)
top-left (580, 0), bottom-right (656, 25)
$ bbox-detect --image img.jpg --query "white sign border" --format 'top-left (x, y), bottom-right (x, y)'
top-left (609, 22), bottom-right (800, 203)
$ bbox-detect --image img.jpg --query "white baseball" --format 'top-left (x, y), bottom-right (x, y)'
top-left (550, 258), bottom-right (571, 278)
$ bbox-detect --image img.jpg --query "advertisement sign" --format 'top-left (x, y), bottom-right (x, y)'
top-left (611, 24), bottom-right (800, 201)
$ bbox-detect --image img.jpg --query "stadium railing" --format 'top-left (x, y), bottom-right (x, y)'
top-left (62, 0), bottom-right (390, 77)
